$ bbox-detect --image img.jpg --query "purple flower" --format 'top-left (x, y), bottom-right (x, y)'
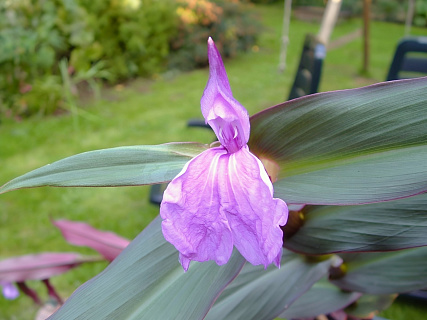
top-left (160, 38), bottom-right (288, 271)
top-left (1, 281), bottom-right (19, 300)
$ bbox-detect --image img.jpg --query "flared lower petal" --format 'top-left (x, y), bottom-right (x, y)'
top-left (223, 146), bottom-right (288, 268)
top-left (160, 147), bottom-right (234, 271)
top-left (160, 145), bottom-right (288, 271)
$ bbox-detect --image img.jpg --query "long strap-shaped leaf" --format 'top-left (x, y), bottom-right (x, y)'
top-left (331, 246), bottom-right (427, 294)
top-left (0, 143), bottom-right (207, 193)
top-left (285, 193), bottom-right (427, 254)
top-left (278, 278), bottom-right (361, 319)
top-left (53, 219), bottom-right (131, 262)
top-left (344, 294), bottom-right (396, 319)
top-left (205, 250), bottom-right (339, 320)
top-left (0, 253), bottom-right (101, 282)
top-left (49, 216), bottom-right (245, 320)
top-left (249, 77), bottom-right (427, 205)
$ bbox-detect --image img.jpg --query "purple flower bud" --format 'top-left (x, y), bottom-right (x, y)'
top-left (1, 281), bottom-right (19, 300)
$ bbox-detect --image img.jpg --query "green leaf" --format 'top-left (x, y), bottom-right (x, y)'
top-left (249, 77), bottom-right (427, 205)
top-left (0, 143), bottom-right (207, 194)
top-left (285, 193), bottom-right (427, 254)
top-left (274, 145), bottom-right (427, 205)
top-left (49, 216), bottom-right (245, 320)
top-left (278, 278), bottom-right (361, 319)
top-left (331, 246), bottom-right (427, 294)
top-left (204, 251), bottom-right (339, 320)
top-left (345, 294), bottom-right (397, 319)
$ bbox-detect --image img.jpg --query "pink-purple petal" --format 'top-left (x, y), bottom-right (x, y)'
top-left (223, 146), bottom-right (288, 268)
top-left (160, 146), bottom-right (288, 270)
top-left (1, 281), bottom-right (19, 300)
top-left (201, 38), bottom-right (250, 152)
top-left (203, 37), bottom-right (232, 97)
top-left (160, 147), bottom-right (234, 271)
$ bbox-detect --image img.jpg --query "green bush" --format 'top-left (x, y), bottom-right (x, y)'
top-left (169, 0), bottom-right (260, 70)
top-left (73, 0), bottom-right (178, 80)
top-left (0, 0), bottom-right (260, 118)
top-left (0, 0), bottom-right (178, 118)
top-left (414, 0), bottom-right (427, 27)
top-left (0, 0), bottom-right (67, 117)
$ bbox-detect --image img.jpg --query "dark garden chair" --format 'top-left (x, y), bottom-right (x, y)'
top-left (288, 33), bottom-right (326, 100)
top-left (386, 36), bottom-right (427, 81)
top-left (149, 34), bottom-right (326, 206)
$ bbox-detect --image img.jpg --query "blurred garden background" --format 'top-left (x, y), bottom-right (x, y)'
top-left (1, 0), bottom-right (427, 319)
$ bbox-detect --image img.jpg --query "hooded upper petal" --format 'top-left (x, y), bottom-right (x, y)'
top-left (200, 38), bottom-right (250, 153)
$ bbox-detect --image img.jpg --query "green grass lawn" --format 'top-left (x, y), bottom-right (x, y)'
top-left (1, 2), bottom-right (427, 319)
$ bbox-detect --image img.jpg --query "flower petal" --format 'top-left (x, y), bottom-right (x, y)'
top-left (222, 146), bottom-right (288, 268)
top-left (160, 147), bottom-right (234, 271)
top-left (201, 38), bottom-right (250, 153)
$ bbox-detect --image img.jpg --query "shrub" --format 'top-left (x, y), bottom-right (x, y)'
top-left (0, 0), bottom-right (178, 118)
top-left (169, 0), bottom-right (261, 70)
top-left (0, 0), bottom-right (68, 117)
top-left (73, 0), bottom-right (179, 80)
top-left (0, 0), bottom-right (260, 118)
top-left (414, 0), bottom-right (427, 27)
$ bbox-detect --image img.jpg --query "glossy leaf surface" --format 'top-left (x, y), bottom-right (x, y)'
top-left (249, 78), bottom-right (427, 205)
top-left (345, 294), bottom-right (397, 318)
top-left (278, 278), bottom-right (361, 319)
top-left (285, 193), bottom-right (427, 254)
top-left (331, 246), bottom-right (427, 294)
top-left (205, 251), bottom-right (340, 320)
top-left (49, 216), bottom-right (245, 320)
top-left (0, 143), bottom-right (207, 193)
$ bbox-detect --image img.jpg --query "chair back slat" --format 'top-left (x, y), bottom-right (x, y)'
top-left (386, 37), bottom-right (427, 81)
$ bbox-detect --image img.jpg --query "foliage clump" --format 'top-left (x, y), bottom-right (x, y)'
top-left (0, 0), bottom-right (258, 118)
top-left (170, 0), bottom-right (259, 70)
